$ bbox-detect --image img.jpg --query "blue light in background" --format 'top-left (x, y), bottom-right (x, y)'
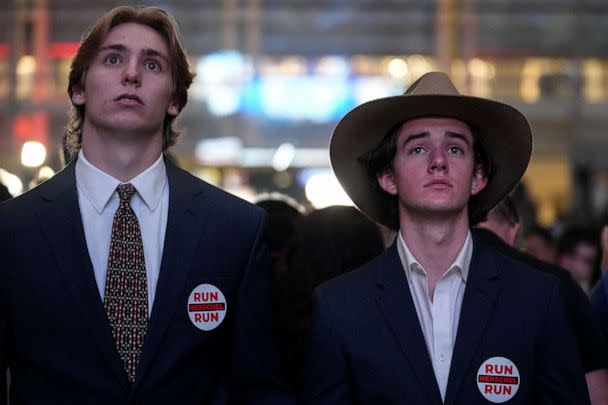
top-left (297, 167), bottom-right (332, 187)
top-left (195, 52), bottom-right (402, 122)
top-left (259, 76), bottom-right (353, 122)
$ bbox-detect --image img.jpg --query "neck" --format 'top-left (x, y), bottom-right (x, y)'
top-left (399, 211), bottom-right (470, 282)
top-left (80, 128), bottom-right (163, 182)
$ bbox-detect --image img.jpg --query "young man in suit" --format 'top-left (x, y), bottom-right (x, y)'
top-left (300, 71), bottom-right (590, 404)
top-left (476, 197), bottom-right (608, 405)
top-left (0, 6), bottom-right (290, 404)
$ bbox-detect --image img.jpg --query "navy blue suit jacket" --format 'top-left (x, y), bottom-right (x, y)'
top-left (300, 233), bottom-right (590, 404)
top-left (0, 157), bottom-right (292, 404)
top-left (591, 272), bottom-right (608, 339)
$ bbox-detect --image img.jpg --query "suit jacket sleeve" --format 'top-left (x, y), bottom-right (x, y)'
top-left (298, 287), bottom-right (352, 405)
top-left (560, 271), bottom-right (608, 372)
top-left (0, 216), bottom-right (8, 405)
top-left (0, 284), bottom-right (6, 405)
top-left (591, 274), bottom-right (608, 340)
top-left (535, 278), bottom-right (591, 404)
top-left (229, 212), bottom-right (294, 404)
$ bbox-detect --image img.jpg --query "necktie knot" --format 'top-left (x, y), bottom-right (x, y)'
top-left (117, 183), bottom-right (136, 205)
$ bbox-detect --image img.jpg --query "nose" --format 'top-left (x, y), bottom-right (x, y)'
top-left (428, 149), bottom-right (447, 173)
top-left (122, 61), bottom-right (140, 86)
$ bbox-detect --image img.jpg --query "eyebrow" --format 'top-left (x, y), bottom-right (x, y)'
top-left (402, 130), bottom-right (472, 147)
top-left (402, 132), bottom-right (429, 146)
top-left (445, 131), bottom-right (472, 147)
top-left (141, 48), bottom-right (170, 64)
top-left (98, 44), bottom-right (170, 64)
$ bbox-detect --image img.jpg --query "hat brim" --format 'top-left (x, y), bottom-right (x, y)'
top-left (330, 94), bottom-right (533, 229)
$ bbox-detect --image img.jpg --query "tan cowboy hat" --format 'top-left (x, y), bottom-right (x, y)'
top-left (330, 71), bottom-right (532, 230)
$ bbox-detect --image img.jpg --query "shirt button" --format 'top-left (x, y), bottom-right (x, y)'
top-left (439, 354), bottom-right (446, 362)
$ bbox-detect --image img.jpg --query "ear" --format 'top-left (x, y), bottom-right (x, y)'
top-left (167, 100), bottom-right (179, 117)
top-left (71, 86), bottom-right (85, 106)
top-left (377, 170), bottom-right (398, 196)
top-left (471, 164), bottom-right (488, 196)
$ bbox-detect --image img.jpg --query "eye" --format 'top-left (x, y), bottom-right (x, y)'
top-left (104, 54), bottom-right (121, 65)
top-left (409, 146), bottom-right (425, 155)
top-left (145, 60), bottom-right (161, 71)
top-left (448, 145), bottom-right (464, 154)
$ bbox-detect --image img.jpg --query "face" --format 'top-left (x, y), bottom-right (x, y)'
top-left (71, 23), bottom-right (178, 143)
top-left (558, 242), bottom-right (597, 283)
top-left (377, 117), bottom-right (487, 222)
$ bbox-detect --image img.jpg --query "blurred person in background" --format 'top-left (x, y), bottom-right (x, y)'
top-left (300, 71), bottom-right (589, 404)
top-left (521, 224), bottom-right (557, 264)
top-left (557, 226), bottom-right (601, 294)
top-left (279, 205), bottom-right (385, 389)
top-left (255, 192), bottom-right (306, 282)
top-left (475, 195), bottom-right (520, 247)
top-left (0, 5), bottom-right (290, 404)
top-left (591, 226), bottom-right (608, 340)
top-left (476, 197), bottom-right (608, 405)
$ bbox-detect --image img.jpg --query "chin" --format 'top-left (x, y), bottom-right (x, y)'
top-left (422, 199), bottom-right (464, 211)
top-left (404, 201), bottom-right (468, 219)
top-left (112, 123), bottom-right (162, 135)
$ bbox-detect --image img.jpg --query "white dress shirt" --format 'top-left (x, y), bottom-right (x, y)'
top-left (75, 151), bottom-right (169, 316)
top-left (396, 231), bottom-right (473, 402)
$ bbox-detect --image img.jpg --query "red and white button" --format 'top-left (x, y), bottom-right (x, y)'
top-left (477, 356), bottom-right (520, 403)
top-left (187, 284), bottom-right (227, 331)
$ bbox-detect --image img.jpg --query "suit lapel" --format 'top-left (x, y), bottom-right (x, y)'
top-left (444, 235), bottom-right (500, 405)
top-left (375, 245), bottom-right (443, 405)
top-left (136, 158), bottom-right (208, 386)
top-left (36, 161), bottom-right (130, 392)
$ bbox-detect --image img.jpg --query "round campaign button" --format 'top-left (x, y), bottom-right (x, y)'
top-left (476, 356), bottom-right (520, 403)
top-left (187, 284), bottom-right (227, 331)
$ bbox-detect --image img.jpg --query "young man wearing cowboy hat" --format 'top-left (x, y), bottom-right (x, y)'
top-left (299, 72), bottom-right (590, 404)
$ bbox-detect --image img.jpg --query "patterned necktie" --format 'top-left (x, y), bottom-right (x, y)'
top-left (104, 183), bottom-right (148, 383)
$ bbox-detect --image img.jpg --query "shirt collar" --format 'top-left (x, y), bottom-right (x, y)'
top-left (75, 150), bottom-right (167, 213)
top-left (397, 229), bottom-right (473, 284)
top-left (129, 154), bottom-right (167, 211)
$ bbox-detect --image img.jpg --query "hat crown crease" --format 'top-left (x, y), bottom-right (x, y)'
top-left (405, 72), bottom-right (460, 96)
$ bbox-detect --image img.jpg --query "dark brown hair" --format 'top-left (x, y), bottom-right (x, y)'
top-left (65, 6), bottom-right (195, 153)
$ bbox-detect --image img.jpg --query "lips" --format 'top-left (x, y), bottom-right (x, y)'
top-left (115, 93), bottom-right (143, 104)
top-left (425, 179), bottom-right (452, 188)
